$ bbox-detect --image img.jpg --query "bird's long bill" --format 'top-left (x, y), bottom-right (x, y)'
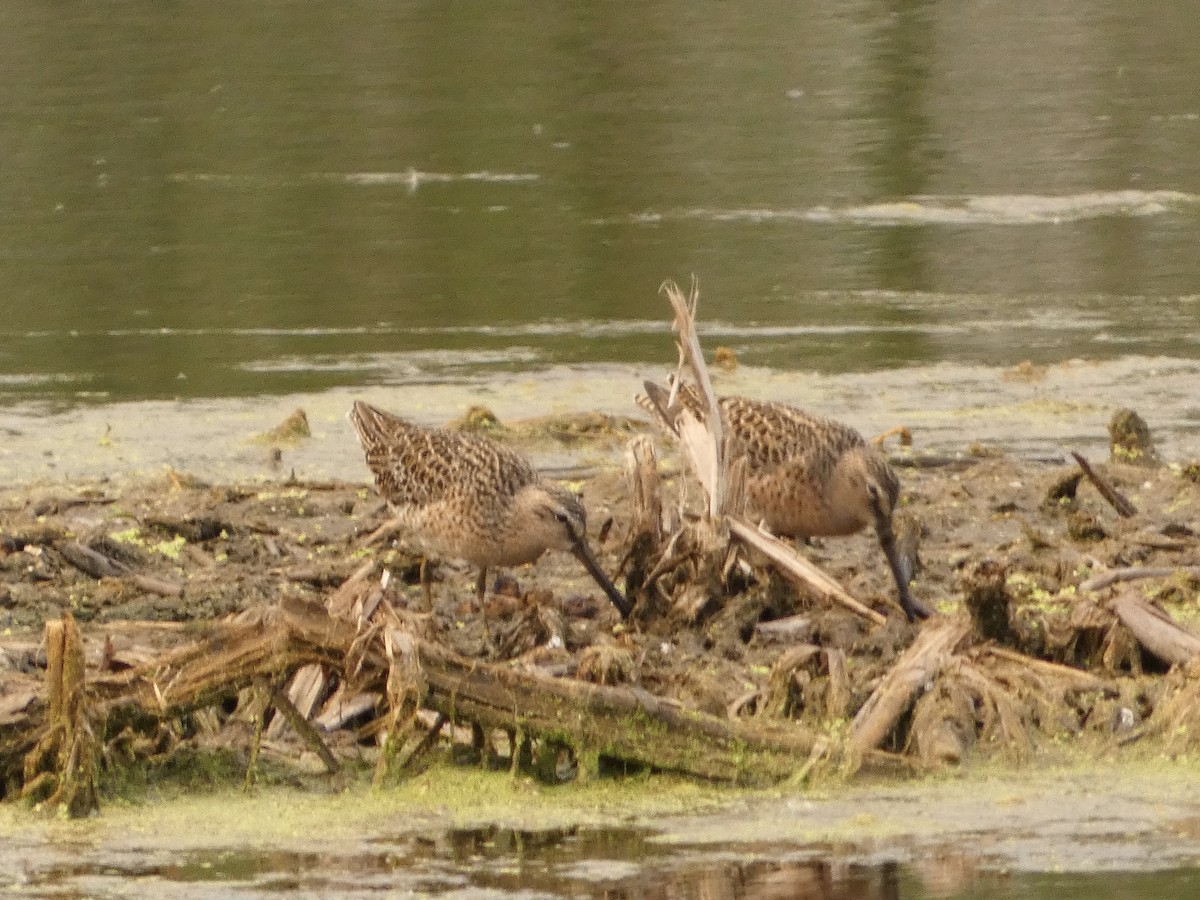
top-left (876, 521), bottom-right (931, 622)
top-left (570, 537), bottom-right (632, 618)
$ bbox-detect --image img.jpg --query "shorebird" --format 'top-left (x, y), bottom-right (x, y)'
top-left (348, 400), bottom-right (631, 618)
top-left (640, 381), bottom-right (930, 622)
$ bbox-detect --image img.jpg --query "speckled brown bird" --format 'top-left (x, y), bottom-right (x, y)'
top-left (640, 381), bottom-right (930, 622)
top-left (348, 400), bottom-right (630, 618)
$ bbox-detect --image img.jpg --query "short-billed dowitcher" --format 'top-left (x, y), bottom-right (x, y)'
top-left (348, 400), bottom-right (631, 618)
top-left (641, 381), bottom-right (930, 622)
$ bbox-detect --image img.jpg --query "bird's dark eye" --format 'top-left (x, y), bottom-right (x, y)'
top-left (554, 511), bottom-right (570, 524)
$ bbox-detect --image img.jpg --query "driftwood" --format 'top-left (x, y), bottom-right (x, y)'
top-left (9, 594), bottom-right (916, 804)
top-left (414, 636), bottom-right (913, 782)
top-left (1111, 591), bottom-right (1200, 666)
top-left (978, 645), bottom-right (1110, 693)
top-left (129, 574), bottom-right (185, 598)
top-left (60, 541), bottom-right (129, 579)
top-left (849, 621), bottom-right (970, 756)
top-left (11, 280), bottom-right (1200, 813)
top-left (1080, 566), bottom-right (1200, 593)
top-left (57, 540), bottom-right (185, 598)
top-left (1071, 452), bottom-right (1137, 518)
top-left (266, 663), bottom-right (327, 741)
top-left (626, 436), bottom-right (665, 541)
top-left (89, 597), bottom-right (354, 713)
top-left (269, 684), bottom-right (340, 774)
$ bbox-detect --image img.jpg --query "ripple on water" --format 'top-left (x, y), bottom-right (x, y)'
top-left (598, 190), bottom-right (1200, 227)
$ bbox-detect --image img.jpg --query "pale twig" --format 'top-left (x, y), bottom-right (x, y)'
top-left (661, 278), bottom-right (726, 518)
top-left (728, 518), bottom-right (887, 626)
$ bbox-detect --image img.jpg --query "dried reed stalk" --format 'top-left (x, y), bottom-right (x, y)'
top-left (661, 278), bottom-right (727, 518)
top-left (655, 278), bottom-right (882, 626)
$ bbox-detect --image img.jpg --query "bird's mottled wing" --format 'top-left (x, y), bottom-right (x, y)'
top-left (349, 400), bottom-right (537, 508)
top-left (719, 396), bottom-right (866, 483)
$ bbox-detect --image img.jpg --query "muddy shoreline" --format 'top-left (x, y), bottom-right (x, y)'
top-left (2, 355), bottom-right (1199, 489)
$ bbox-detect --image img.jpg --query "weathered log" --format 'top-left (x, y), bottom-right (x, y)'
top-left (824, 649), bottom-right (851, 721)
top-left (1111, 591), bottom-right (1200, 666)
top-left (81, 597), bottom-right (912, 784)
top-left (58, 540), bottom-right (184, 598)
top-left (849, 621), bottom-right (970, 756)
top-left (390, 712), bottom-right (448, 776)
top-left (314, 688), bottom-right (381, 731)
top-left (414, 637), bottom-right (914, 782)
top-left (373, 625), bottom-right (425, 786)
top-left (269, 685), bottom-right (339, 774)
top-left (266, 663), bottom-right (328, 740)
top-left (89, 596), bottom-right (361, 713)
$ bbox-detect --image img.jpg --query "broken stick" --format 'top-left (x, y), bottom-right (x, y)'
top-left (1071, 451), bottom-right (1137, 518)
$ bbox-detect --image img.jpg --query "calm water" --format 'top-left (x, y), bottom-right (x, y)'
top-left (6, 825), bottom-right (1200, 899)
top-left (2, 2), bottom-right (1200, 405)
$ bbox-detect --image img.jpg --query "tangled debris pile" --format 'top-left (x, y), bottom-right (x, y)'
top-left (3, 300), bottom-right (1200, 817)
top-left (2, 422), bottom-right (1200, 816)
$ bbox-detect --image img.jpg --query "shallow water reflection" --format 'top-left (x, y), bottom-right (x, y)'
top-left (7, 825), bottom-right (1200, 899)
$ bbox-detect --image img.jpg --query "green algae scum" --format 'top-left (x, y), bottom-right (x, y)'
top-left (3, 762), bottom-right (1200, 896)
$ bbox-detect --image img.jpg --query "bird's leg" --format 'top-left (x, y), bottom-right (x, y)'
top-left (419, 556), bottom-right (432, 611)
top-left (475, 567), bottom-right (494, 652)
